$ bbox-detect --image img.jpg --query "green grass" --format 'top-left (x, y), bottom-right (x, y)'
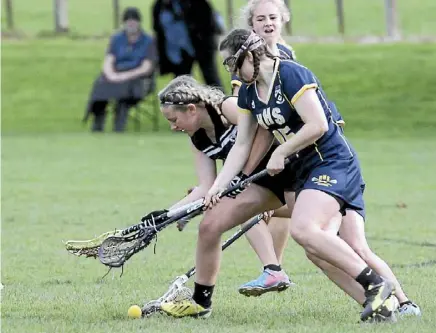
top-left (2, 0), bottom-right (436, 37)
top-left (2, 40), bottom-right (436, 136)
top-left (2, 133), bottom-right (436, 333)
top-left (2, 22), bottom-right (436, 333)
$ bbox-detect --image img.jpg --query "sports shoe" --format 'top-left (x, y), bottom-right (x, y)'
top-left (161, 298), bottom-right (212, 318)
top-left (366, 295), bottom-right (399, 323)
top-left (238, 269), bottom-right (293, 297)
top-left (398, 302), bottom-right (421, 317)
top-left (361, 279), bottom-right (395, 322)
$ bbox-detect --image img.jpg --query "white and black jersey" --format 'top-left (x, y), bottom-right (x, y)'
top-left (190, 104), bottom-right (290, 205)
top-left (190, 104), bottom-right (237, 161)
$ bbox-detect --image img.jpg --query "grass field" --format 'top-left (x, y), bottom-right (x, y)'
top-left (2, 0), bottom-right (436, 37)
top-left (2, 133), bottom-right (436, 333)
top-left (2, 40), bottom-right (436, 135)
top-left (2, 9), bottom-right (436, 332)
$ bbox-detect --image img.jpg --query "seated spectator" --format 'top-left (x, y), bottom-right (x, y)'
top-left (84, 7), bottom-right (156, 132)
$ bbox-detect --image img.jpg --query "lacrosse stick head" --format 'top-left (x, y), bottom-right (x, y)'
top-left (65, 230), bottom-right (121, 258)
top-left (98, 227), bottom-right (157, 267)
top-left (141, 275), bottom-right (192, 317)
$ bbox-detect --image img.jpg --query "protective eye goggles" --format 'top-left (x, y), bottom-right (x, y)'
top-left (222, 31), bottom-right (265, 73)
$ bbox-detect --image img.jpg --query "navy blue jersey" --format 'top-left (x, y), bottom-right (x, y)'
top-left (277, 42), bottom-right (296, 60)
top-left (231, 43), bottom-right (295, 89)
top-left (237, 59), bottom-right (353, 162)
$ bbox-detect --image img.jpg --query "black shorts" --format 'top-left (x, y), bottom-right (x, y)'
top-left (250, 146), bottom-right (298, 205)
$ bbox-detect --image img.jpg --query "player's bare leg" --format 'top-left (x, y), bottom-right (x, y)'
top-left (340, 210), bottom-right (421, 317)
top-left (240, 215), bottom-right (293, 297)
top-left (285, 190), bottom-right (395, 321)
top-left (268, 202), bottom-right (294, 263)
top-left (243, 219), bottom-right (283, 269)
top-left (305, 213), bottom-right (366, 305)
top-left (161, 185), bottom-right (282, 318)
top-left (306, 221), bottom-right (400, 322)
top-left (267, 217), bottom-right (291, 263)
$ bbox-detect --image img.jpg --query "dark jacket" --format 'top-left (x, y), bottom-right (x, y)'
top-left (153, 0), bottom-right (219, 75)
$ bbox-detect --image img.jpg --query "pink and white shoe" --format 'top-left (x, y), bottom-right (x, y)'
top-left (238, 269), bottom-right (294, 297)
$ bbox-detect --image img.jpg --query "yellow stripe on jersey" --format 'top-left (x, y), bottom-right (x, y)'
top-left (314, 142), bottom-right (324, 161)
top-left (336, 120), bottom-right (346, 128)
top-left (291, 83), bottom-right (318, 105)
top-left (231, 79), bottom-right (242, 87)
top-left (239, 108), bottom-right (251, 114)
top-left (283, 91), bottom-right (292, 107)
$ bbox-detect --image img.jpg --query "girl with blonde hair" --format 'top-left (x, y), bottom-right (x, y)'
top-left (153, 75), bottom-right (295, 317)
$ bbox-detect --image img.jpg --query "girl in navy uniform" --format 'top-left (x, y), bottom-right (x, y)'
top-left (164, 30), bottom-right (396, 323)
top-left (206, 29), bottom-right (408, 322)
top-left (233, 0), bottom-right (348, 298)
top-left (224, 25), bottom-right (420, 317)
top-left (160, 40), bottom-right (419, 318)
top-left (230, 0), bottom-right (297, 296)
top-left (231, 2), bottom-right (419, 315)
top-left (232, 0), bottom-right (296, 96)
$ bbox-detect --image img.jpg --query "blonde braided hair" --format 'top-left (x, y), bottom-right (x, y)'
top-left (158, 76), bottom-right (229, 125)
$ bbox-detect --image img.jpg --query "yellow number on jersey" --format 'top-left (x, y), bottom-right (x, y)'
top-left (272, 126), bottom-right (294, 144)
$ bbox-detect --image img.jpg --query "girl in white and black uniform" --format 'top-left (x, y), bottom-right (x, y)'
top-left (188, 105), bottom-right (237, 160)
top-left (155, 76), bottom-right (294, 314)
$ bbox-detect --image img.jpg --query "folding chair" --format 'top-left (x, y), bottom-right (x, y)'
top-left (130, 71), bottom-right (160, 132)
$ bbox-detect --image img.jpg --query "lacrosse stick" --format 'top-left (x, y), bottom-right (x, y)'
top-left (98, 158), bottom-right (291, 268)
top-left (141, 214), bottom-right (263, 317)
top-left (64, 200), bottom-right (204, 257)
top-left (65, 230), bottom-right (122, 258)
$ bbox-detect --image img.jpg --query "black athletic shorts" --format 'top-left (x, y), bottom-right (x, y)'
top-left (250, 145), bottom-right (298, 205)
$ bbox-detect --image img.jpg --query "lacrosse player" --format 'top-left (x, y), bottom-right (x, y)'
top-left (154, 75), bottom-right (296, 309)
top-left (226, 0), bottom-right (296, 296)
top-left (227, 0), bottom-right (420, 318)
top-left (171, 0), bottom-right (298, 298)
top-left (220, 0), bottom-right (342, 299)
top-left (231, 0), bottom-right (296, 96)
top-left (162, 30), bottom-right (398, 322)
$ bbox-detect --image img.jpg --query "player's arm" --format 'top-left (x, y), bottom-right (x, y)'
top-left (274, 88), bottom-right (328, 158)
top-left (271, 64), bottom-right (327, 159)
top-left (243, 126), bottom-right (274, 175)
top-left (225, 76), bottom-right (273, 176)
top-left (169, 144), bottom-right (217, 210)
top-left (221, 97), bottom-right (275, 176)
top-left (208, 110), bottom-right (258, 195)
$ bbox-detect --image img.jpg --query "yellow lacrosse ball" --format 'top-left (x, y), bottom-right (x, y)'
top-left (127, 305), bottom-right (142, 319)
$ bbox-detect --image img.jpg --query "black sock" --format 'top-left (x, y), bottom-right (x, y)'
top-left (355, 267), bottom-right (383, 290)
top-left (193, 282), bottom-right (214, 308)
top-left (264, 264), bottom-right (281, 271)
top-left (400, 300), bottom-right (412, 307)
